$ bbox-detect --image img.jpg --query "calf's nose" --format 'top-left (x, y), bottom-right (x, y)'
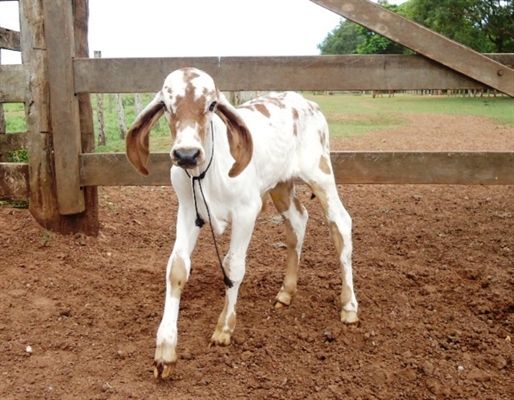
top-left (172, 148), bottom-right (201, 167)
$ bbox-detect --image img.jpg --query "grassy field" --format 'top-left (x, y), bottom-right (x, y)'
top-left (306, 93), bottom-right (514, 138)
top-left (2, 93), bottom-right (513, 154)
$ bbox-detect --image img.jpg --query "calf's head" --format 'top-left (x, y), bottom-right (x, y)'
top-left (126, 67), bottom-right (252, 177)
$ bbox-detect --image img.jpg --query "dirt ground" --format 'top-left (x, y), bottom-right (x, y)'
top-left (1, 111), bottom-right (513, 399)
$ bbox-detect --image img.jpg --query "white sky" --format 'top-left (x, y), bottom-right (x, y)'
top-left (0, 0), bottom-right (406, 64)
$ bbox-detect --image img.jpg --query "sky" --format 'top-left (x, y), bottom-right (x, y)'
top-left (0, 0), bottom-right (406, 64)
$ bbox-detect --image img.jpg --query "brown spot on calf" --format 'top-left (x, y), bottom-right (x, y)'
top-left (319, 155), bottom-right (332, 174)
top-left (254, 103), bottom-right (271, 118)
top-left (170, 256), bottom-right (187, 298)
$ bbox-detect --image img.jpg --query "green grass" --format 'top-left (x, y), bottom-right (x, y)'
top-left (3, 93), bottom-right (513, 153)
top-left (0, 199), bottom-right (28, 208)
top-left (306, 93), bottom-right (514, 138)
top-left (92, 94), bottom-right (172, 153)
top-left (2, 103), bottom-right (27, 132)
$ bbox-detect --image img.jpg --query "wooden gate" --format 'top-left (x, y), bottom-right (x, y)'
top-left (0, 0), bottom-right (513, 235)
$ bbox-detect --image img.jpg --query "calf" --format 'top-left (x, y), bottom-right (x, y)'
top-left (125, 67), bottom-right (358, 379)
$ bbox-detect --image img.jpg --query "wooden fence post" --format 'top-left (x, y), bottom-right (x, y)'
top-left (73, 0), bottom-right (98, 235)
top-left (115, 93), bottom-right (127, 139)
top-left (134, 93), bottom-right (143, 115)
top-left (20, 0), bottom-right (98, 235)
top-left (94, 50), bottom-right (106, 146)
top-left (43, 0), bottom-right (85, 215)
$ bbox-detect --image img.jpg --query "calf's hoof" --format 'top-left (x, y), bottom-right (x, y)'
top-left (340, 310), bottom-right (359, 324)
top-left (210, 330), bottom-right (232, 346)
top-left (274, 290), bottom-right (294, 309)
top-left (153, 361), bottom-right (175, 380)
top-left (154, 342), bottom-right (177, 379)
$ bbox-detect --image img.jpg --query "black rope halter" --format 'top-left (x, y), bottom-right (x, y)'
top-left (184, 116), bottom-right (233, 288)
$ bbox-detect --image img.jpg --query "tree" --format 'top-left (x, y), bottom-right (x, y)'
top-left (318, 20), bottom-right (365, 55)
top-left (354, 25), bottom-right (407, 54)
top-left (318, 1), bottom-right (409, 55)
top-left (318, 0), bottom-right (513, 55)
top-left (473, 0), bottom-right (514, 52)
top-left (404, 0), bottom-right (514, 52)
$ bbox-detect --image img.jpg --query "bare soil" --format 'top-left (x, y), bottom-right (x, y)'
top-left (1, 112), bottom-right (513, 399)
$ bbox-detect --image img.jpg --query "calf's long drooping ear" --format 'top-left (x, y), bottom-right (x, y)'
top-left (126, 92), bottom-right (165, 175)
top-left (215, 94), bottom-right (253, 177)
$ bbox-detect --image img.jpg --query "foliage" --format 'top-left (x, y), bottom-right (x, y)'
top-left (318, 0), bottom-right (514, 55)
top-left (318, 21), bottom-right (365, 54)
top-left (354, 25), bottom-right (408, 55)
top-left (404, 0), bottom-right (510, 52)
top-left (0, 199), bottom-right (28, 209)
top-left (7, 149), bottom-right (28, 163)
top-left (474, 0), bottom-right (514, 52)
top-left (319, 1), bottom-right (409, 55)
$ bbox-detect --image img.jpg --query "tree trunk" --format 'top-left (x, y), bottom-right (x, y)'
top-left (115, 94), bottom-right (126, 139)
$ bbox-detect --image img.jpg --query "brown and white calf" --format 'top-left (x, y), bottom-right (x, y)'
top-left (126, 67), bottom-right (358, 379)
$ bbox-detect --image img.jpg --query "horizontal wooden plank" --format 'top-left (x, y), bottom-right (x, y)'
top-left (311, 0), bottom-right (514, 97)
top-left (0, 162), bottom-right (28, 201)
top-left (330, 152), bottom-right (514, 185)
top-left (73, 54), bottom-right (514, 94)
top-left (0, 131), bottom-right (28, 154)
top-left (80, 152), bottom-right (514, 186)
top-left (0, 27), bottom-right (21, 51)
top-left (0, 64), bottom-right (26, 102)
top-left (80, 152), bottom-right (171, 186)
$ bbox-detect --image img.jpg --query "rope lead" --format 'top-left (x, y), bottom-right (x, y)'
top-left (185, 121), bottom-right (233, 288)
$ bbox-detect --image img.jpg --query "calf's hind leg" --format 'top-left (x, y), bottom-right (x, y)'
top-left (306, 174), bottom-right (358, 323)
top-left (269, 181), bottom-right (308, 308)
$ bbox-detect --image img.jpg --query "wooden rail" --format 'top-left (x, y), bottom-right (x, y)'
top-left (0, 65), bottom-right (25, 102)
top-left (4, 150), bottom-right (513, 202)
top-left (73, 54), bottom-right (514, 94)
top-left (0, 162), bottom-right (28, 201)
top-left (0, 27), bottom-right (21, 51)
top-left (0, 131), bottom-right (27, 158)
top-left (80, 152), bottom-right (514, 187)
top-left (2, 55), bottom-right (511, 100)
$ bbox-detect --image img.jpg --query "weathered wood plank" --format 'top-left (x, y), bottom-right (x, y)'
top-left (0, 27), bottom-right (21, 51)
top-left (80, 152), bottom-right (514, 186)
top-left (72, 0), bottom-right (99, 235)
top-left (21, 0), bottom-right (62, 229)
top-left (0, 64), bottom-right (25, 102)
top-left (80, 153), bottom-right (172, 186)
top-left (73, 54), bottom-right (514, 93)
top-left (310, 0), bottom-right (514, 97)
top-left (0, 162), bottom-right (29, 201)
top-left (43, 0), bottom-right (85, 214)
top-left (75, 57), bottom-right (219, 93)
top-left (330, 152), bottom-right (514, 185)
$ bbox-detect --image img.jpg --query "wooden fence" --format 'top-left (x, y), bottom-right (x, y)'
top-left (0, 0), bottom-right (513, 235)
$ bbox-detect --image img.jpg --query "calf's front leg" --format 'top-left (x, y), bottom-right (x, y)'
top-left (154, 205), bottom-right (199, 379)
top-left (211, 205), bottom-right (259, 346)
